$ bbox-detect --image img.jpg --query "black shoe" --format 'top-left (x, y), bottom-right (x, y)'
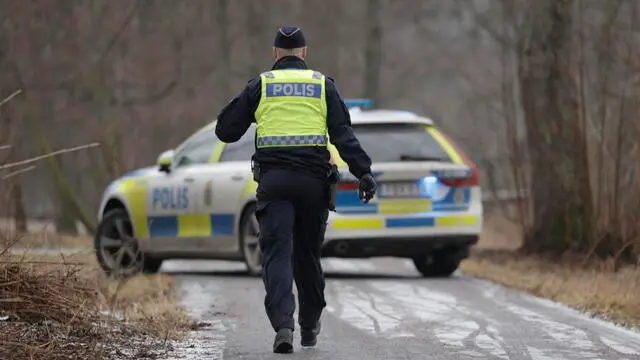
top-left (273, 328), bottom-right (294, 354)
top-left (300, 321), bottom-right (321, 347)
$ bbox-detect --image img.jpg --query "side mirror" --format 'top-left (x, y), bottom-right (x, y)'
top-left (157, 149), bottom-right (174, 173)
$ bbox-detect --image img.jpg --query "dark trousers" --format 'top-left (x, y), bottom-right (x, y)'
top-left (255, 168), bottom-right (329, 332)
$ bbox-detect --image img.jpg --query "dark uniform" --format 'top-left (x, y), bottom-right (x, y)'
top-left (215, 25), bottom-right (376, 353)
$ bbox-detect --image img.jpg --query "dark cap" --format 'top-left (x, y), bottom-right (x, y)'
top-left (273, 25), bottom-right (306, 49)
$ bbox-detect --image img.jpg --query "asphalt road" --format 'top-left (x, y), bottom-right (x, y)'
top-left (160, 258), bottom-right (640, 360)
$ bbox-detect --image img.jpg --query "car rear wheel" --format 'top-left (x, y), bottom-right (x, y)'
top-left (412, 249), bottom-right (462, 278)
top-left (240, 203), bottom-right (262, 276)
top-left (95, 209), bottom-right (162, 277)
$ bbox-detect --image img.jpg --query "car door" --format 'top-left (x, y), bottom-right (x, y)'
top-left (191, 125), bottom-right (256, 253)
top-left (145, 126), bottom-right (219, 248)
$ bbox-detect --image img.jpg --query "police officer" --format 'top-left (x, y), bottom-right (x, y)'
top-left (215, 25), bottom-right (377, 354)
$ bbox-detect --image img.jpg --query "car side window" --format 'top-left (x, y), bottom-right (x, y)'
top-left (219, 126), bottom-right (256, 162)
top-left (173, 128), bottom-right (219, 167)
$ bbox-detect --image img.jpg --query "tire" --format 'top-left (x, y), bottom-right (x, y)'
top-left (239, 202), bottom-right (262, 276)
top-left (413, 250), bottom-right (462, 278)
top-left (95, 208), bottom-right (152, 278)
top-left (142, 257), bottom-right (163, 274)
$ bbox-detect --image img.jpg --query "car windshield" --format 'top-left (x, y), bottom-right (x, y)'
top-left (175, 122), bottom-right (217, 154)
top-left (174, 126), bottom-right (220, 166)
top-left (351, 123), bottom-right (452, 163)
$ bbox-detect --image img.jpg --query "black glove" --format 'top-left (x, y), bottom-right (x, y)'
top-left (358, 173), bottom-right (377, 204)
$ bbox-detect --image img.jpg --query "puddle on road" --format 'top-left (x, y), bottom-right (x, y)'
top-left (165, 319), bottom-right (227, 360)
top-left (162, 280), bottom-right (233, 359)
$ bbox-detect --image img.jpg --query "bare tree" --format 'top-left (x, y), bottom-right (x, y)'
top-left (216, 0), bottom-right (233, 99)
top-left (364, 0), bottom-right (382, 103)
top-left (517, 0), bottom-right (593, 253)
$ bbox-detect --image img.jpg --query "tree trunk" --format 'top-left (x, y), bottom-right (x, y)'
top-left (518, 0), bottom-right (593, 254)
top-left (11, 182), bottom-right (27, 233)
top-left (245, 1), bottom-right (265, 77)
top-left (216, 0), bottom-right (233, 99)
top-left (54, 194), bottom-right (78, 235)
top-left (364, 0), bottom-right (382, 103)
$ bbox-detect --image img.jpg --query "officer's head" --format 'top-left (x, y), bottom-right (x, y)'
top-left (272, 25), bottom-right (307, 60)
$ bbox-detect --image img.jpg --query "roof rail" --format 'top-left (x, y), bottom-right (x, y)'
top-left (344, 98), bottom-right (374, 109)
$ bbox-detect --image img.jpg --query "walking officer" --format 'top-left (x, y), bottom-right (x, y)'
top-left (215, 25), bottom-right (377, 354)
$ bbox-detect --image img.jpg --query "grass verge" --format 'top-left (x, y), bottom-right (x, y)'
top-left (468, 207), bottom-right (640, 329)
top-left (462, 250), bottom-right (640, 329)
top-left (0, 246), bottom-right (195, 359)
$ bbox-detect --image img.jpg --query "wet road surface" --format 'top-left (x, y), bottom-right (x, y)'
top-left (160, 258), bottom-right (640, 360)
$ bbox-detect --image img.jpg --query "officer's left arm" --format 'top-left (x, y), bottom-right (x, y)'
top-left (325, 77), bottom-right (373, 179)
top-left (215, 77), bottom-right (261, 143)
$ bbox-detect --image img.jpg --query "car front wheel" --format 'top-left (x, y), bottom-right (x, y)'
top-left (95, 208), bottom-right (161, 277)
top-left (412, 248), bottom-right (463, 278)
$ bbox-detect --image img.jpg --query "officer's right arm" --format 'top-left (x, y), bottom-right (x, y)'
top-left (215, 77), bottom-right (261, 143)
top-left (325, 77), bottom-right (373, 179)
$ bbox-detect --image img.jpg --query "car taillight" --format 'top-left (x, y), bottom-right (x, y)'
top-left (337, 182), bottom-right (359, 191)
top-left (439, 166), bottom-right (479, 187)
top-left (437, 131), bottom-right (480, 187)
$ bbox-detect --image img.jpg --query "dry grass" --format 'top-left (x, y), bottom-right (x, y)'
top-left (0, 246), bottom-right (195, 360)
top-left (20, 233), bottom-right (90, 248)
top-left (465, 208), bottom-right (640, 329)
top-left (478, 202), bottom-right (523, 250)
top-left (461, 253), bottom-right (640, 327)
top-left (0, 102), bottom-right (194, 358)
top-left (1, 231), bottom-right (92, 249)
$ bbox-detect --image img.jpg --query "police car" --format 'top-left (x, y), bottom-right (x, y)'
top-left (95, 99), bottom-right (482, 278)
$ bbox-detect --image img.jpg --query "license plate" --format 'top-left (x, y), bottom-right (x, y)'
top-left (378, 181), bottom-right (424, 198)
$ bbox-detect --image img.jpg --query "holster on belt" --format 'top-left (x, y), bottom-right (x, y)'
top-left (251, 158), bottom-right (260, 183)
top-left (327, 164), bottom-right (340, 211)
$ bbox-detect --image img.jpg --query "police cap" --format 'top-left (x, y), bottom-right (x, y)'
top-left (273, 25), bottom-right (306, 49)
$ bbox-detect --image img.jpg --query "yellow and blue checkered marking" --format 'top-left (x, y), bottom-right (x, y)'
top-left (335, 186), bottom-right (471, 215)
top-left (147, 214), bottom-right (236, 237)
top-left (331, 215), bottom-right (478, 230)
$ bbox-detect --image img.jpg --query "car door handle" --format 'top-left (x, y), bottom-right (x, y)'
top-left (184, 177), bottom-right (195, 183)
top-left (231, 174), bottom-right (244, 181)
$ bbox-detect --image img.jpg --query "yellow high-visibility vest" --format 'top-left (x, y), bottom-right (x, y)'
top-left (254, 69), bottom-right (328, 148)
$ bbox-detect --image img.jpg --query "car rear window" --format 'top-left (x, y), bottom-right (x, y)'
top-left (351, 123), bottom-right (452, 163)
top-left (216, 123), bottom-right (453, 163)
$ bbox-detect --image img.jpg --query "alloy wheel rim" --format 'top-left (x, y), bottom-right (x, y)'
top-left (99, 216), bottom-right (142, 277)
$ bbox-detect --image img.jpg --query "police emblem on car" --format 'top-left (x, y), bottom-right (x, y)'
top-left (204, 180), bottom-right (213, 207)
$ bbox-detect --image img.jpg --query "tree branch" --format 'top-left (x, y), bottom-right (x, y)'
top-left (1, 166), bottom-right (35, 180)
top-left (110, 37), bottom-right (183, 107)
top-left (0, 89), bottom-right (22, 108)
top-left (112, 79), bottom-right (179, 107)
top-left (0, 143), bottom-right (100, 170)
top-left (27, 0), bottom-right (144, 89)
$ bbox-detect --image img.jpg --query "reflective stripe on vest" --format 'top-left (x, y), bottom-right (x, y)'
top-left (254, 69), bottom-right (328, 148)
top-left (256, 135), bottom-right (328, 147)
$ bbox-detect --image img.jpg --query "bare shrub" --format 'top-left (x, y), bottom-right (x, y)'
top-left (0, 89), bottom-right (192, 358)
